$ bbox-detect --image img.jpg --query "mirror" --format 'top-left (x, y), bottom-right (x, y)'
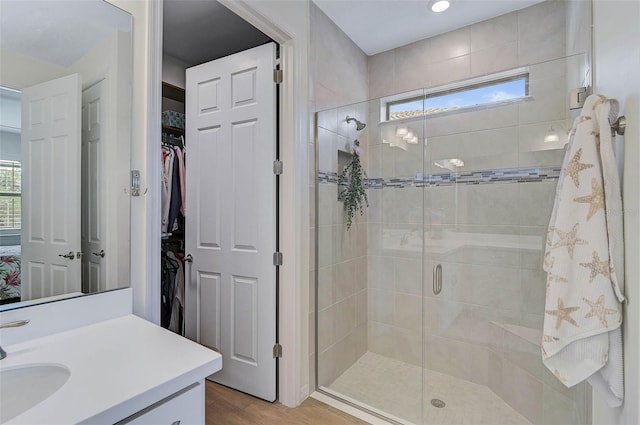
top-left (0, 0), bottom-right (132, 310)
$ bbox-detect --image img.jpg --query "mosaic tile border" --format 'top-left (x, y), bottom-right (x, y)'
top-left (318, 166), bottom-right (561, 188)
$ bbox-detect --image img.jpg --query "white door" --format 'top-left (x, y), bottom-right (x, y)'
top-left (21, 74), bottom-right (82, 301)
top-left (81, 80), bottom-right (109, 293)
top-left (185, 43), bottom-right (277, 401)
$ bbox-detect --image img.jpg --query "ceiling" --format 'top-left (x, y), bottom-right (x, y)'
top-left (0, 0), bottom-right (131, 67)
top-left (312, 0), bottom-right (545, 56)
top-left (163, 0), bottom-right (272, 66)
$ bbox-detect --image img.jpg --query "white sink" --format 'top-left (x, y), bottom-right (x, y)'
top-left (0, 364), bottom-right (71, 423)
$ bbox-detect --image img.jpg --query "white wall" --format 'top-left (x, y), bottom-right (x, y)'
top-left (592, 1), bottom-right (640, 424)
top-left (162, 54), bottom-right (190, 89)
top-left (0, 48), bottom-right (67, 90)
top-left (104, 0), bottom-right (152, 320)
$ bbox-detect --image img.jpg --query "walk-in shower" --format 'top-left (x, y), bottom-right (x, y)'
top-left (313, 1), bottom-right (593, 424)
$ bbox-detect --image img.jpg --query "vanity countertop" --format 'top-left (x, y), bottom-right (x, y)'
top-left (1, 314), bottom-right (222, 424)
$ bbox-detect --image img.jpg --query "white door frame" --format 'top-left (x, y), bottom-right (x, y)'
top-left (145, 0), bottom-right (309, 408)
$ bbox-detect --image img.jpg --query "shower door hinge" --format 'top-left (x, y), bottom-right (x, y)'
top-left (273, 159), bottom-right (283, 175)
top-left (570, 86), bottom-right (589, 110)
top-left (273, 69), bottom-right (283, 84)
top-left (273, 343), bottom-right (283, 358)
top-left (273, 252), bottom-right (283, 266)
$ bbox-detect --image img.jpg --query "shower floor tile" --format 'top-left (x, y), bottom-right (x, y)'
top-left (327, 352), bottom-right (532, 425)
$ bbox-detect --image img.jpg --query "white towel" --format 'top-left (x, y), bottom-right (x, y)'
top-left (542, 94), bottom-right (624, 407)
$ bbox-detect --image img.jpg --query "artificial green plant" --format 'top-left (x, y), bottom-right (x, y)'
top-left (338, 140), bottom-right (368, 230)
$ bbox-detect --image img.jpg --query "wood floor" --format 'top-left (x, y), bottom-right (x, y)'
top-left (205, 380), bottom-right (369, 425)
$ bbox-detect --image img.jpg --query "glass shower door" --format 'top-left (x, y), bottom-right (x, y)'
top-left (422, 55), bottom-right (590, 425)
top-left (315, 94), bottom-right (427, 424)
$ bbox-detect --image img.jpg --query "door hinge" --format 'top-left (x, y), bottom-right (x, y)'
top-left (273, 159), bottom-right (283, 175)
top-left (273, 343), bottom-right (283, 358)
top-left (273, 252), bottom-right (283, 266)
top-left (273, 69), bottom-right (283, 84)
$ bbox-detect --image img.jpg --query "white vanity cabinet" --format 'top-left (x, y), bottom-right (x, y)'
top-left (118, 381), bottom-right (204, 425)
top-left (0, 291), bottom-right (221, 425)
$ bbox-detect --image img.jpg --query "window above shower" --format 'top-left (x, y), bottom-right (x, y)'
top-left (381, 67), bottom-right (530, 122)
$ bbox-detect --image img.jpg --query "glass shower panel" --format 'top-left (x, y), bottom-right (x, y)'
top-left (423, 54), bottom-right (590, 425)
top-left (315, 93), bottom-right (427, 424)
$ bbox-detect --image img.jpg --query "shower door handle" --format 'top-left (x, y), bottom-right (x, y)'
top-left (433, 264), bottom-right (442, 295)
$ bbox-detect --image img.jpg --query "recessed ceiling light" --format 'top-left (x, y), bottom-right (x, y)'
top-left (431, 0), bottom-right (450, 13)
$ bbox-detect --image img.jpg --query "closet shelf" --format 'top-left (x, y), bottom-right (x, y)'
top-left (162, 81), bottom-right (185, 103)
top-left (162, 124), bottom-right (184, 134)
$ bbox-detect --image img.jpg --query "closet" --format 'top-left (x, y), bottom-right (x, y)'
top-left (160, 82), bottom-right (186, 333)
top-left (160, 0), bottom-right (279, 402)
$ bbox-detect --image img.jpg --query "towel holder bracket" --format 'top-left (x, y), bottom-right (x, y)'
top-left (611, 115), bottom-right (626, 136)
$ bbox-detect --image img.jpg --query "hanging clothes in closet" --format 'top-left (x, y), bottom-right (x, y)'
top-left (161, 241), bottom-right (185, 334)
top-left (161, 133), bottom-right (186, 235)
top-left (161, 132), bottom-right (186, 335)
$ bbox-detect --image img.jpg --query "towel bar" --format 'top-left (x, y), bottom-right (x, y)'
top-left (610, 115), bottom-right (626, 136)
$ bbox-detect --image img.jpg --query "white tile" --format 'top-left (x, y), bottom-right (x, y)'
top-left (428, 27), bottom-right (471, 63)
top-left (427, 55), bottom-right (472, 89)
top-left (518, 76), bottom-right (567, 125)
top-left (518, 119), bottom-right (571, 154)
top-left (394, 293), bottom-right (422, 331)
top-left (368, 288), bottom-right (395, 325)
top-left (518, 0), bottom-right (566, 65)
top-left (395, 257), bottom-right (423, 296)
top-left (426, 110), bottom-right (473, 138)
top-left (356, 289), bottom-right (368, 327)
top-left (317, 107), bottom-right (338, 133)
top-left (470, 42), bottom-right (518, 77)
top-left (518, 181), bottom-right (557, 227)
top-left (334, 296), bottom-right (357, 342)
top-left (318, 306), bottom-right (335, 352)
top-left (368, 50), bottom-right (396, 100)
top-left (470, 103), bottom-right (519, 131)
top-left (394, 38), bottom-right (433, 94)
top-left (317, 265), bottom-right (335, 311)
top-left (335, 260), bottom-right (357, 301)
top-left (469, 12), bottom-right (518, 52)
top-left (327, 352), bottom-right (534, 425)
top-left (368, 255), bottom-right (395, 289)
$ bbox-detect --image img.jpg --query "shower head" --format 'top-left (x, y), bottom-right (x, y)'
top-left (345, 116), bottom-right (366, 131)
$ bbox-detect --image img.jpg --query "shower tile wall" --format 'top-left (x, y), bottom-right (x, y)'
top-left (364, 1), bottom-right (589, 424)
top-left (309, 2), bottom-right (370, 389)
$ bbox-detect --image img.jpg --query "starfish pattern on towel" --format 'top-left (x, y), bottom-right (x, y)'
top-left (564, 147), bottom-right (594, 188)
top-left (545, 257), bottom-right (568, 290)
top-left (543, 335), bottom-right (560, 343)
top-left (552, 223), bottom-right (588, 259)
top-left (574, 178), bottom-right (605, 221)
top-left (582, 295), bottom-right (619, 327)
top-left (546, 297), bottom-right (580, 330)
top-left (579, 250), bottom-right (611, 283)
top-left (592, 95), bottom-right (608, 110)
top-left (554, 369), bottom-right (568, 384)
top-left (546, 226), bottom-right (556, 247)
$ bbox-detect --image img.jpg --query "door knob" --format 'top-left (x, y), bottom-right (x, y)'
top-left (185, 254), bottom-right (193, 263)
top-left (92, 250), bottom-right (105, 258)
top-left (58, 251), bottom-right (75, 260)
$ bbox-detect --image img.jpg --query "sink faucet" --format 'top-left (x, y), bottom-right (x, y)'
top-left (0, 320), bottom-right (30, 360)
